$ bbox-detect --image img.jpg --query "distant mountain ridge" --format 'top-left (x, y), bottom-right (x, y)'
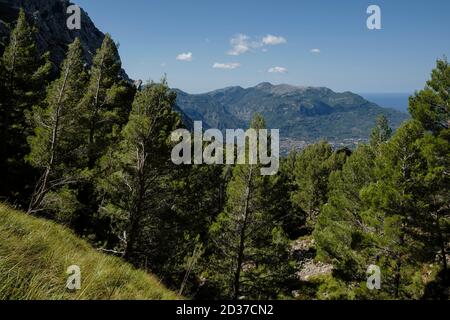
top-left (0, 2), bottom-right (409, 149)
top-left (175, 83), bottom-right (409, 145)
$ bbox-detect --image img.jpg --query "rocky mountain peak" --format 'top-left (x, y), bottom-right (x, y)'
top-left (0, 0), bottom-right (128, 79)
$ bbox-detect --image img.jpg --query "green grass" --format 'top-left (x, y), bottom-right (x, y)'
top-left (0, 203), bottom-right (180, 300)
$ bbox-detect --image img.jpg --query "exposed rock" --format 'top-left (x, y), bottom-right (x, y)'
top-left (0, 19), bottom-right (8, 47)
top-left (0, 0), bottom-right (101, 64)
top-left (297, 259), bottom-right (333, 281)
top-left (0, 0), bottom-right (129, 80)
top-left (0, 0), bottom-right (193, 129)
top-left (292, 237), bottom-right (333, 282)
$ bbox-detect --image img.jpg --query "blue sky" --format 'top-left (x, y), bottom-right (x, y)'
top-left (75, 0), bottom-right (450, 94)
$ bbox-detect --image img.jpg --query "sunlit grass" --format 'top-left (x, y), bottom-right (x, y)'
top-left (0, 203), bottom-right (180, 300)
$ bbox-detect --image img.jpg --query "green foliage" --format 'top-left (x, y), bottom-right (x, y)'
top-left (370, 114), bottom-right (392, 149)
top-left (360, 120), bottom-right (429, 298)
top-left (316, 118), bottom-right (448, 299)
top-left (315, 275), bottom-right (356, 300)
top-left (79, 34), bottom-right (134, 169)
top-left (206, 115), bottom-right (295, 300)
top-left (27, 38), bottom-right (87, 217)
top-left (175, 83), bottom-right (409, 142)
top-left (70, 34), bottom-right (135, 241)
top-left (1, 10), bottom-right (448, 301)
top-left (96, 79), bottom-right (182, 264)
top-left (409, 58), bottom-right (449, 134)
top-left (315, 80), bottom-right (449, 299)
top-left (314, 144), bottom-right (376, 280)
top-left (0, 9), bottom-right (52, 205)
top-left (291, 141), bottom-right (348, 227)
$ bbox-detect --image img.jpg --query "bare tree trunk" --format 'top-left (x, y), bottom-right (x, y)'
top-left (394, 229), bottom-right (405, 299)
top-left (28, 58), bottom-right (72, 213)
top-left (87, 54), bottom-right (104, 168)
top-left (232, 165), bottom-right (253, 300)
top-left (124, 146), bottom-right (146, 263)
top-left (436, 214), bottom-right (448, 282)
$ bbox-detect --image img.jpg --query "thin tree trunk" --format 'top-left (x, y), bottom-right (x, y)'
top-left (436, 214), bottom-right (448, 282)
top-left (87, 54), bottom-right (104, 168)
top-left (28, 57), bottom-right (73, 213)
top-left (124, 146), bottom-right (146, 263)
top-left (232, 165), bottom-right (253, 300)
top-left (394, 229), bottom-right (405, 299)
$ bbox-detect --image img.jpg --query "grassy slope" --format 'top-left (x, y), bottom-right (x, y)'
top-left (0, 203), bottom-right (179, 300)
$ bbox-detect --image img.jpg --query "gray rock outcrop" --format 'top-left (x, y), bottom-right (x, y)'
top-left (0, 0), bottom-right (129, 80)
top-left (0, 0), bottom-right (103, 65)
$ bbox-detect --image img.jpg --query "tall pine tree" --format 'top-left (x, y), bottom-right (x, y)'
top-left (291, 141), bottom-right (347, 228)
top-left (409, 58), bottom-right (449, 292)
top-left (206, 114), bottom-right (294, 299)
top-left (409, 58), bottom-right (449, 135)
top-left (27, 38), bottom-right (87, 217)
top-left (79, 33), bottom-right (133, 169)
top-left (96, 79), bottom-right (181, 265)
top-left (370, 115), bottom-right (393, 150)
top-left (0, 9), bottom-right (51, 204)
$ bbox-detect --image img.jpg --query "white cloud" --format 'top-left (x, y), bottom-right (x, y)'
top-left (268, 66), bottom-right (288, 74)
top-left (213, 62), bottom-right (241, 70)
top-left (310, 48), bottom-right (321, 54)
top-left (262, 34), bottom-right (287, 46)
top-left (227, 33), bottom-right (287, 56)
top-left (176, 52), bottom-right (193, 61)
top-left (227, 34), bottom-right (251, 56)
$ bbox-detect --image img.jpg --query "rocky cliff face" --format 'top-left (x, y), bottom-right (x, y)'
top-left (0, 0), bottom-right (105, 69)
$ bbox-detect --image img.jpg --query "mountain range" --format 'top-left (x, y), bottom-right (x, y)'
top-left (175, 83), bottom-right (409, 151)
top-left (0, 0), bottom-right (410, 152)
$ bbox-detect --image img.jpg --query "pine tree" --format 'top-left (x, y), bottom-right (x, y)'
top-left (313, 116), bottom-right (394, 298)
top-left (27, 38), bottom-right (87, 217)
top-left (0, 9), bottom-right (52, 203)
top-left (314, 144), bottom-right (376, 282)
top-left (360, 120), bottom-right (430, 299)
top-left (291, 141), bottom-right (346, 227)
top-left (207, 114), bottom-right (293, 299)
top-left (417, 131), bottom-right (450, 289)
top-left (96, 79), bottom-right (181, 265)
top-left (409, 58), bottom-right (449, 135)
top-left (79, 33), bottom-right (133, 169)
top-left (370, 115), bottom-right (393, 150)
top-left (409, 58), bottom-right (449, 289)
top-left (72, 34), bottom-right (135, 237)
top-left (315, 62), bottom-right (450, 299)
top-left (155, 163), bottom-right (226, 296)
top-left (315, 121), bottom-right (431, 299)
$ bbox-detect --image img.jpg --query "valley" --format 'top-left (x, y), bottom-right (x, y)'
top-left (175, 83), bottom-right (409, 153)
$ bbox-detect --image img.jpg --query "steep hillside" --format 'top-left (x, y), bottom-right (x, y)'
top-left (0, 204), bottom-right (179, 300)
top-left (175, 83), bottom-right (409, 146)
